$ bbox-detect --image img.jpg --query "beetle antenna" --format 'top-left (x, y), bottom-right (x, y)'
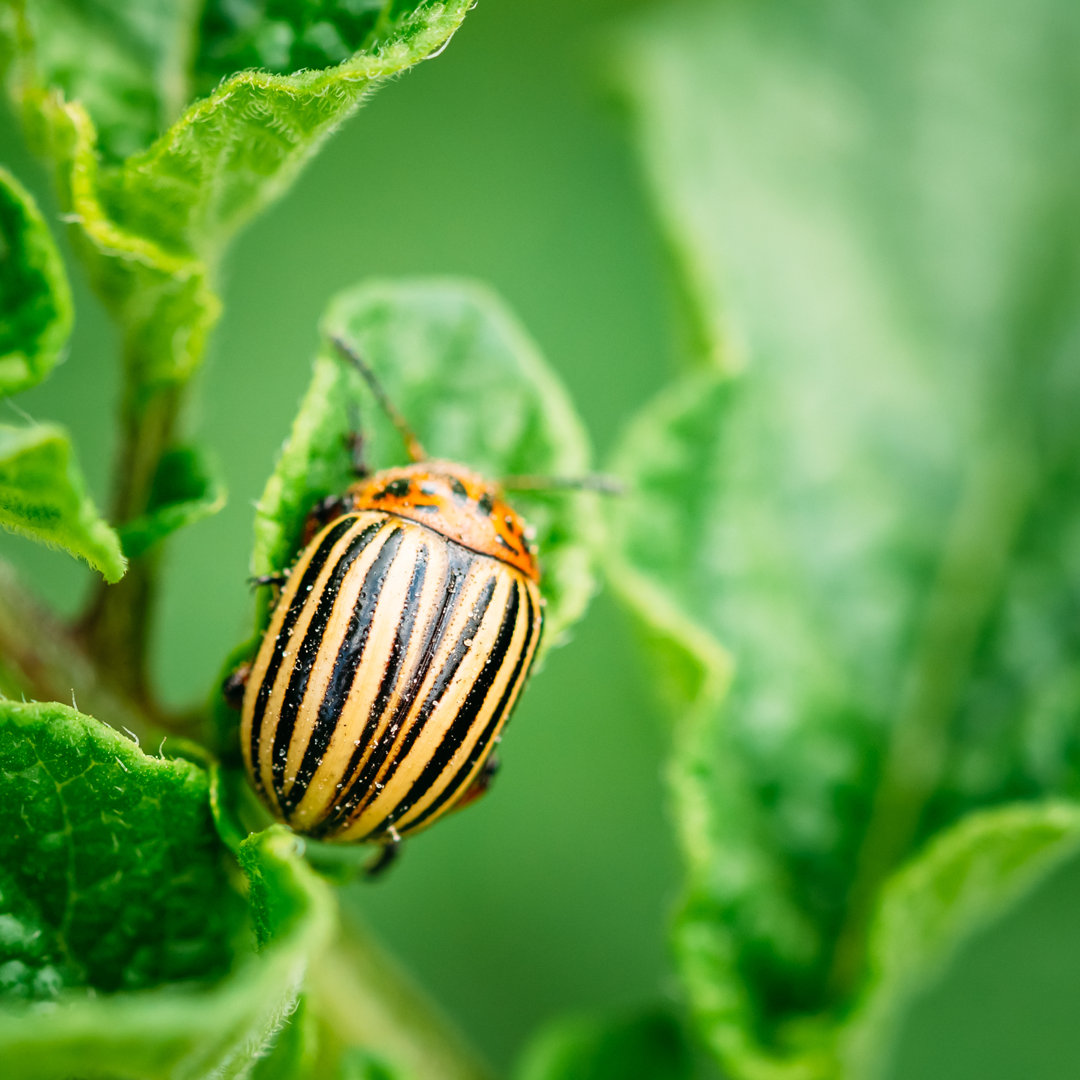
top-left (500, 474), bottom-right (627, 496)
top-left (330, 335), bottom-right (428, 463)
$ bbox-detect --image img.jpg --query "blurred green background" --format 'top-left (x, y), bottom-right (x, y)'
top-left (3, 1), bottom-right (1080, 1076)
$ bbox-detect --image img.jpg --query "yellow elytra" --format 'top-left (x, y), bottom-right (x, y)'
top-left (234, 338), bottom-right (549, 868)
top-left (240, 461), bottom-right (543, 844)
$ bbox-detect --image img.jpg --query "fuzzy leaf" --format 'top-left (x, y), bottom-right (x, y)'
top-left (613, 1), bottom-right (1080, 1077)
top-left (0, 166), bottom-right (72, 397)
top-left (515, 1010), bottom-right (694, 1080)
top-left (250, 995), bottom-right (321, 1080)
top-left (0, 699), bottom-right (335, 1079)
top-left (198, 0), bottom-right (465, 85)
top-left (6, 0), bottom-right (475, 400)
top-left (249, 1003), bottom-right (408, 1080)
top-left (254, 278), bottom-right (599, 653)
top-left (0, 699), bottom-right (240, 1002)
top-left (839, 803), bottom-right (1080, 1077)
top-left (118, 444), bottom-right (226, 559)
top-left (0, 423), bottom-right (125, 581)
top-left (613, 377), bottom-right (1080, 1080)
top-left (14, 0), bottom-right (202, 163)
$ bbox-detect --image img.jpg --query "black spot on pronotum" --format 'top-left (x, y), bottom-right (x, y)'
top-left (477, 492), bottom-right (494, 515)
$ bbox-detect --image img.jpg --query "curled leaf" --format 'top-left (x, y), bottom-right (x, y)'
top-left (0, 423), bottom-right (126, 581)
top-left (0, 165), bottom-right (72, 397)
top-left (254, 278), bottom-right (599, 654)
top-left (118, 444), bottom-right (227, 559)
top-left (6, 0), bottom-right (476, 400)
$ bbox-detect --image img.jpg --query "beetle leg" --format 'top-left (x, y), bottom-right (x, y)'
top-left (453, 753), bottom-right (501, 813)
top-left (364, 837), bottom-right (401, 879)
top-left (301, 493), bottom-right (356, 545)
top-left (222, 663), bottom-right (251, 710)
top-left (248, 572), bottom-right (289, 589)
top-left (344, 403), bottom-right (371, 479)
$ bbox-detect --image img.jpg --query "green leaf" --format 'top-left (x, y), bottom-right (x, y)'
top-left (335, 1048), bottom-right (409, 1080)
top-left (254, 278), bottom-right (599, 653)
top-left (6, 0), bottom-right (476, 400)
top-left (612, 1), bottom-right (1080, 1077)
top-left (94, 0), bottom-right (474, 261)
top-left (609, 374), bottom-right (826, 1080)
top-left (839, 803), bottom-right (1080, 1078)
top-left (612, 377), bottom-right (1080, 1080)
top-left (0, 699), bottom-right (335, 1079)
top-left (0, 423), bottom-right (126, 581)
top-left (118, 444), bottom-right (227, 558)
top-left (515, 1010), bottom-right (694, 1080)
top-left (13, 0), bottom-right (202, 163)
top-left (250, 995), bottom-right (321, 1080)
top-left (198, 0), bottom-right (466, 85)
top-left (0, 699), bottom-right (240, 1002)
top-left (0, 166), bottom-right (72, 397)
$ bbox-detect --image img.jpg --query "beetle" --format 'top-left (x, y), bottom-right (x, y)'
top-left (227, 336), bottom-right (614, 875)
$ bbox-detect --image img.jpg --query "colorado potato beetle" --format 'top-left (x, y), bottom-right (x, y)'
top-left (229, 338), bottom-right (614, 874)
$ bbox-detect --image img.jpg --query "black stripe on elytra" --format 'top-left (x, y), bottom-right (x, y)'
top-left (269, 521), bottom-right (386, 804)
top-left (303, 542), bottom-right (430, 824)
top-left (368, 577), bottom-right (523, 836)
top-left (281, 528), bottom-right (406, 816)
top-left (348, 572), bottom-right (499, 840)
top-left (401, 583), bottom-right (540, 835)
top-left (312, 544), bottom-right (475, 837)
top-left (248, 515), bottom-right (358, 794)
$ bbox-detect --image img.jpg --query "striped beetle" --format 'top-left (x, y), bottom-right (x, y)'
top-left (228, 338), bottom-right (614, 874)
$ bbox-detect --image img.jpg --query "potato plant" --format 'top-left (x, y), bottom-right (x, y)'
top-left (1, 1), bottom-right (1078, 1078)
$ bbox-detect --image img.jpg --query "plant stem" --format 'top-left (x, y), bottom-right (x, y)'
top-left (79, 372), bottom-right (183, 706)
top-left (827, 443), bottom-right (1035, 997)
top-left (0, 558), bottom-right (165, 740)
top-left (308, 910), bottom-right (494, 1080)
